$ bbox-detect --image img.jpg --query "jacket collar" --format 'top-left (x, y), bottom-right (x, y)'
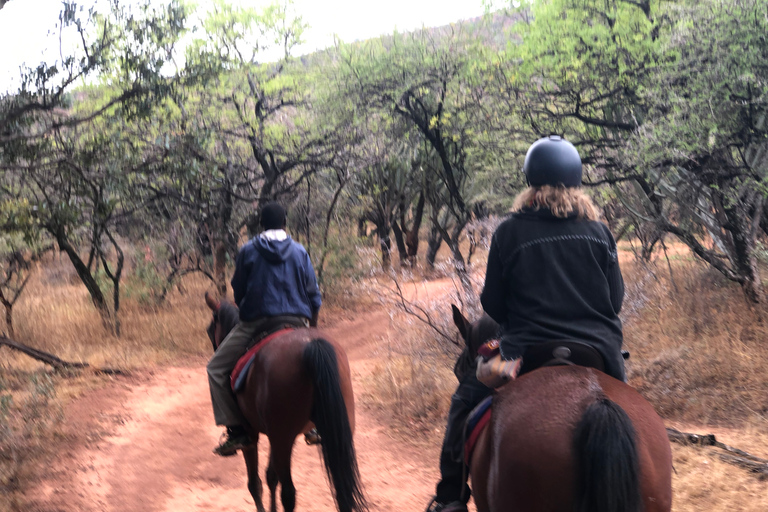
top-left (260, 229), bottom-right (288, 241)
top-left (515, 207), bottom-right (579, 221)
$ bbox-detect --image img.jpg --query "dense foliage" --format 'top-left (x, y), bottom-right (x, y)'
top-left (2, 0), bottom-right (768, 336)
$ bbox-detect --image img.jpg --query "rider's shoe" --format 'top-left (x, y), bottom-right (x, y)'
top-left (425, 497), bottom-right (468, 512)
top-left (213, 426), bottom-right (252, 456)
top-left (304, 428), bottom-right (322, 445)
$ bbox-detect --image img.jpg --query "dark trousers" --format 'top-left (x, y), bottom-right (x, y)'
top-left (435, 371), bottom-right (492, 504)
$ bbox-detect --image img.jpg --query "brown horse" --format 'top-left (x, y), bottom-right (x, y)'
top-left (205, 293), bottom-right (367, 512)
top-left (452, 306), bottom-right (673, 512)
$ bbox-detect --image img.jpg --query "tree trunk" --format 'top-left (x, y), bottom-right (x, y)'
top-left (391, 219), bottom-right (408, 266)
top-left (377, 221), bottom-right (392, 270)
top-left (213, 239), bottom-right (228, 298)
top-left (53, 228), bottom-right (110, 324)
top-left (317, 174), bottom-right (348, 287)
top-left (726, 193), bottom-right (764, 303)
top-left (404, 191), bottom-right (425, 265)
top-left (426, 221), bottom-right (442, 269)
top-left (0, 295), bottom-right (13, 338)
top-left (443, 222), bottom-right (472, 296)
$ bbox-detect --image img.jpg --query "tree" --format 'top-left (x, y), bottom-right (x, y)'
top-left (0, 1), bottom-right (191, 331)
top-left (498, 0), bottom-right (768, 301)
top-left (167, 0), bottom-right (346, 296)
top-left (350, 117), bottom-right (423, 269)
top-left (338, 23), bottom-right (498, 288)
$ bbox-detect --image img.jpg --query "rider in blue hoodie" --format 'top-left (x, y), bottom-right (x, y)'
top-left (207, 202), bottom-right (322, 456)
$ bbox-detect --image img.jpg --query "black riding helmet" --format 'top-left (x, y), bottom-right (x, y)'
top-left (523, 135), bottom-right (582, 188)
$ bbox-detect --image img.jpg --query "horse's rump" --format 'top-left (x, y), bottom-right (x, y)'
top-left (475, 365), bottom-right (672, 512)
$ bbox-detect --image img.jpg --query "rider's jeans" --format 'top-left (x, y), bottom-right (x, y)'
top-left (435, 370), bottom-right (492, 504)
top-left (206, 319), bottom-right (266, 427)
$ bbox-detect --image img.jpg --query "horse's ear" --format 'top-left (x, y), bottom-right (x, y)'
top-left (451, 304), bottom-right (469, 342)
top-left (204, 291), bottom-right (220, 312)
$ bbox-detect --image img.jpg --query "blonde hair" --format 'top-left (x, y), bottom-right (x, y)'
top-left (512, 185), bottom-right (601, 221)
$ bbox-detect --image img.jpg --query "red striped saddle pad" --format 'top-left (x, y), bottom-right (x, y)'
top-left (230, 328), bottom-right (294, 392)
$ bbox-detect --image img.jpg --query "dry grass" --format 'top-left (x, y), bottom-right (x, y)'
top-left (2, 238), bottom-right (768, 511)
top-left (0, 254), bottom-right (216, 511)
top-left (9, 253), bottom-right (212, 371)
top-left (622, 258), bottom-right (768, 425)
top-left (618, 254), bottom-right (768, 510)
top-left (360, 324), bottom-right (458, 435)
top-left (366, 242), bottom-right (768, 510)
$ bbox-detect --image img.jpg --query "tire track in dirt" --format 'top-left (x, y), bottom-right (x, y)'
top-left (28, 279), bottom-right (454, 512)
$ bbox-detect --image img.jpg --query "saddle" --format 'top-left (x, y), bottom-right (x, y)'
top-left (230, 317), bottom-right (308, 392)
top-left (475, 339), bottom-right (608, 388)
top-left (518, 340), bottom-right (606, 376)
top-left (466, 341), bottom-right (609, 462)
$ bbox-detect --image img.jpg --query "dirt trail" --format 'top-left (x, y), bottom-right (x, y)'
top-left (28, 279), bottom-right (453, 512)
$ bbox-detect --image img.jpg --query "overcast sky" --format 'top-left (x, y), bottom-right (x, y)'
top-left (0, 0), bottom-right (498, 92)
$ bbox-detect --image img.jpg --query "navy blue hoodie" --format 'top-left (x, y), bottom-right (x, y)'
top-left (231, 234), bottom-right (321, 322)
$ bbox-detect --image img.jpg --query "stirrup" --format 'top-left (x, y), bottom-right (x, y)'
top-left (304, 428), bottom-right (322, 445)
top-left (425, 497), bottom-right (468, 512)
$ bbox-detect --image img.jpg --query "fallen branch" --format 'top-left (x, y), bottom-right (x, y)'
top-left (0, 335), bottom-right (126, 375)
top-left (667, 427), bottom-right (768, 478)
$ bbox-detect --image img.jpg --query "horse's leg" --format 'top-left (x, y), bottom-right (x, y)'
top-left (266, 457), bottom-right (278, 512)
top-left (242, 435), bottom-right (265, 512)
top-left (267, 435), bottom-right (297, 512)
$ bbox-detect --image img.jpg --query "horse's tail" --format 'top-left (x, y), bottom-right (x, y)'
top-left (573, 397), bottom-right (642, 512)
top-left (303, 338), bottom-right (367, 512)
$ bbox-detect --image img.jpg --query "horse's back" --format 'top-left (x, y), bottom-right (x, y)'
top-left (477, 366), bottom-right (671, 512)
top-left (239, 328), bottom-right (355, 437)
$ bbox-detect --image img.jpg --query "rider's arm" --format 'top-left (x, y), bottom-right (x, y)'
top-left (604, 228), bottom-right (624, 314)
top-left (310, 309), bottom-right (319, 327)
top-left (231, 248), bottom-right (247, 306)
top-left (480, 233), bottom-right (506, 324)
top-left (607, 256), bottom-right (624, 314)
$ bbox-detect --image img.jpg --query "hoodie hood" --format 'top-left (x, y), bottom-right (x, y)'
top-left (253, 235), bottom-right (295, 263)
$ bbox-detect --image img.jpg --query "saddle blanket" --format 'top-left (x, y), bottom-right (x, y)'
top-left (464, 395), bottom-right (493, 464)
top-left (231, 328), bottom-right (294, 392)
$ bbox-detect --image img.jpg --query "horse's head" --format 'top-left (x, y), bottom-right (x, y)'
top-left (451, 304), bottom-right (500, 360)
top-left (204, 291), bottom-right (240, 351)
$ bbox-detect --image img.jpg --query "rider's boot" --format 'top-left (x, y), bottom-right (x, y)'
top-left (425, 497), bottom-right (468, 512)
top-left (213, 425), bottom-right (252, 456)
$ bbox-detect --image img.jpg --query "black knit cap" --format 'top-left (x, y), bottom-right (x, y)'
top-left (260, 202), bottom-right (286, 230)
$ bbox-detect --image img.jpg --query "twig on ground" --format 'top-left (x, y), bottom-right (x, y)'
top-left (667, 427), bottom-right (768, 478)
top-left (0, 335), bottom-right (126, 375)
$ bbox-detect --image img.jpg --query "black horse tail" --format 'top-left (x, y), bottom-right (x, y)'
top-left (573, 397), bottom-right (642, 512)
top-left (303, 338), bottom-right (367, 512)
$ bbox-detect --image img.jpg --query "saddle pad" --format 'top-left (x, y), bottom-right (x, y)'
top-left (464, 395), bottom-right (493, 464)
top-left (231, 328), bottom-right (294, 392)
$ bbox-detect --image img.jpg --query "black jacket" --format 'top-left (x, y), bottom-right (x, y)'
top-left (480, 208), bottom-right (626, 381)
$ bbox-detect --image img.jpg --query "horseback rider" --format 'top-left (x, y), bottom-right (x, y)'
top-left (207, 202), bottom-right (322, 456)
top-left (426, 136), bottom-right (626, 512)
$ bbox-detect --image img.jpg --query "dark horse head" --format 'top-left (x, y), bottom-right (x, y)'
top-left (204, 292), bottom-right (240, 351)
top-left (451, 304), bottom-right (499, 359)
